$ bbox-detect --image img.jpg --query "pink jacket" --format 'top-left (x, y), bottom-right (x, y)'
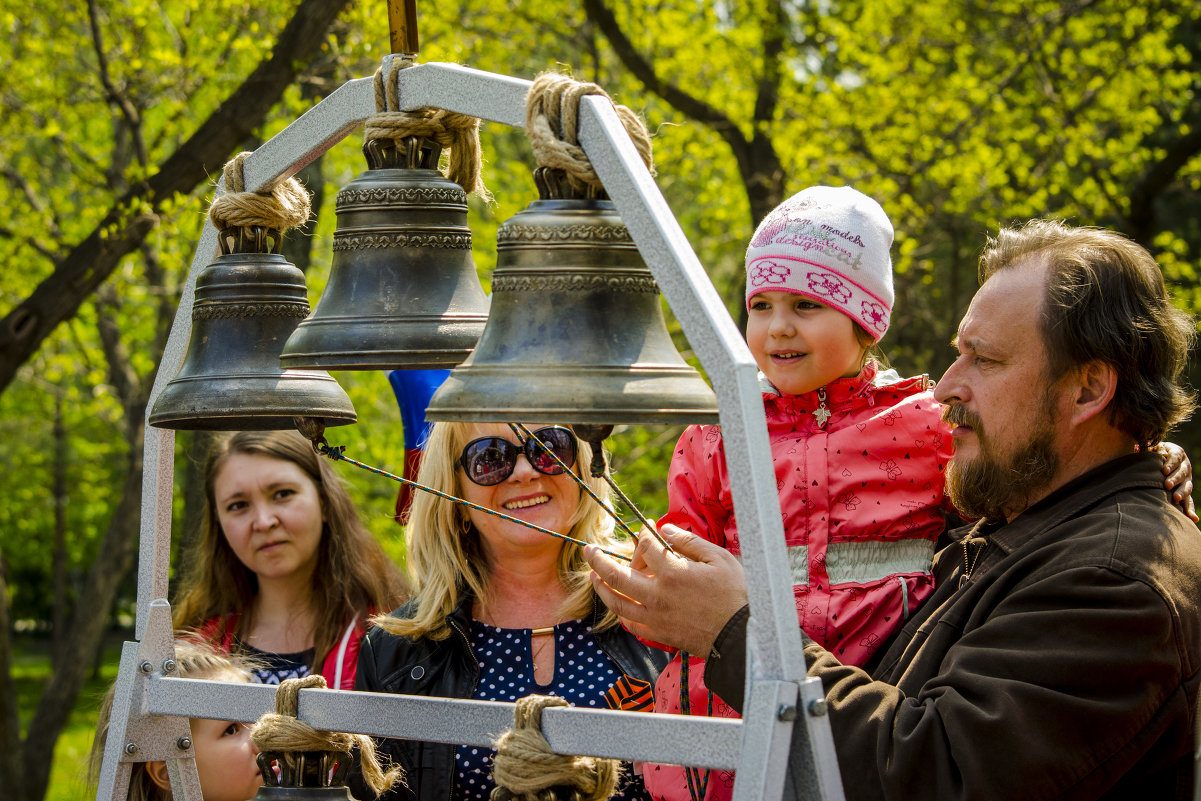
top-left (643, 363), bottom-right (953, 801)
top-left (197, 612), bottom-right (369, 690)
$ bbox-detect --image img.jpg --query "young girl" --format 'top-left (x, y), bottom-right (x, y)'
top-left (173, 430), bottom-right (409, 687)
top-left (645, 185), bottom-right (955, 801)
top-left (89, 639), bottom-right (263, 801)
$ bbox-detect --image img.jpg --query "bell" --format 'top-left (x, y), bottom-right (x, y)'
top-left (425, 168), bottom-right (719, 425)
top-left (253, 749), bottom-right (352, 800)
top-left (149, 226), bottom-right (357, 431)
top-left (279, 137), bottom-right (490, 370)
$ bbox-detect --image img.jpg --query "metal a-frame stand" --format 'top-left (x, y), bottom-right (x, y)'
top-left (93, 58), bottom-right (845, 801)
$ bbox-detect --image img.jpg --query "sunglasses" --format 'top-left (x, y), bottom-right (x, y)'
top-left (458, 426), bottom-right (578, 487)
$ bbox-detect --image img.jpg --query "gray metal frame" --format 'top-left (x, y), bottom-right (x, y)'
top-left (95, 58), bottom-right (845, 801)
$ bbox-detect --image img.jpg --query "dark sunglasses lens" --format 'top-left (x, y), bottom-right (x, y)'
top-left (527, 427), bottom-right (575, 474)
top-left (463, 439), bottom-right (516, 486)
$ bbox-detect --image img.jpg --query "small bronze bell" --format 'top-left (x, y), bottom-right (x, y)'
top-left (253, 749), bottom-right (352, 800)
top-left (425, 168), bottom-right (719, 425)
top-left (149, 227), bottom-right (357, 431)
top-left (279, 137), bottom-right (490, 370)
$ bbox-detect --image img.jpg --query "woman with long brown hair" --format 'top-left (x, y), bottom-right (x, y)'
top-left (174, 429), bottom-right (409, 687)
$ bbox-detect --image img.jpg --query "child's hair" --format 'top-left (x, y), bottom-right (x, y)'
top-left (88, 639), bottom-right (253, 801)
top-left (171, 430), bottom-right (409, 665)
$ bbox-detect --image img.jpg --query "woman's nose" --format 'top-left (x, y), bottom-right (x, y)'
top-left (251, 504), bottom-right (278, 530)
top-left (508, 450), bottom-right (539, 480)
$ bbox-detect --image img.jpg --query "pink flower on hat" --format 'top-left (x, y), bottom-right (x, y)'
top-left (806, 272), bottom-right (851, 304)
top-left (861, 301), bottom-right (888, 332)
top-left (749, 259), bottom-right (792, 287)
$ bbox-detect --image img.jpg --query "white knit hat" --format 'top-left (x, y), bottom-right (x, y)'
top-left (745, 185), bottom-right (895, 341)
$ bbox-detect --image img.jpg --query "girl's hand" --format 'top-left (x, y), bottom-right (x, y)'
top-left (1156, 442), bottom-right (1197, 522)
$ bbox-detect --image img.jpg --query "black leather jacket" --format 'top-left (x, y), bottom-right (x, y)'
top-left (353, 594), bottom-right (669, 801)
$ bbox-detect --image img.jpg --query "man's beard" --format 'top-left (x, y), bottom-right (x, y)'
top-left (943, 402), bottom-right (1059, 520)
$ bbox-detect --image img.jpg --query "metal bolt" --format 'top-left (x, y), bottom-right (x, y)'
top-left (138, 660), bottom-right (153, 674)
top-left (176, 736), bottom-right (192, 750)
top-left (776, 704), bottom-right (797, 722)
top-left (124, 742), bottom-right (138, 755)
top-left (808, 698), bottom-right (829, 717)
top-left (162, 658), bottom-right (177, 674)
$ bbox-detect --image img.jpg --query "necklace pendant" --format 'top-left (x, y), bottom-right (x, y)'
top-left (813, 389), bottom-right (832, 428)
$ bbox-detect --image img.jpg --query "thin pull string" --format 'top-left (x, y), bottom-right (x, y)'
top-left (602, 475), bottom-right (658, 541)
top-left (511, 423), bottom-right (671, 553)
top-left (312, 440), bottom-right (631, 564)
top-left (507, 423), bottom-right (637, 541)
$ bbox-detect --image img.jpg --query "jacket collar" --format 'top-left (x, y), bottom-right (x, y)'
top-left (968, 452), bottom-right (1165, 556)
top-left (759, 360), bottom-right (927, 408)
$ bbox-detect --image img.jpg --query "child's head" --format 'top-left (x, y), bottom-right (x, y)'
top-left (90, 639), bottom-right (263, 801)
top-left (744, 185), bottom-right (894, 395)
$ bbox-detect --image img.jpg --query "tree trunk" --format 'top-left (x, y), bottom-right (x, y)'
top-left (0, 0), bottom-right (354, 398)
top-left (51, 395), bottom-right (67, 664)
top-left (20, 433), bottom-right (145, 801)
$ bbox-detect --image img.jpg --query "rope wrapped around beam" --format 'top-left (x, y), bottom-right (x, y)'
top-left (524, 71), bottom-right (655, 193)
top-left (252, 674), bottom-right (404, 795)
top-left (208, 151), bottom-right (312, 232)
top-left (490, 695), bottom-right (619, 801)
top-left (364, 63), bottom-right (490, 199)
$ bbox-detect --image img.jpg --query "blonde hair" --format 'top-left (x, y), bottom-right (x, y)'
top-left (172, 430), bottom-right (409, 666)
top-left (374, 422), bottom-right (626, 640)
top-left (88, 639), bottom-right (253, 801)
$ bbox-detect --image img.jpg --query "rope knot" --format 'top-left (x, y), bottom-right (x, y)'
top-left (490, 695), bottom-right (619, 801)
top-left (524, 72), bottom-right (654, 193)
top-left (208, 151), bottom-right (312, 233)
top-left (252, 675), bottom-right (404, 795)
top-left (365, 65), bottom-right (489, 198)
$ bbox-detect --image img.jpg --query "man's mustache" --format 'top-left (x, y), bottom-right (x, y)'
top-left (941, 403), bottom-right (983, 431)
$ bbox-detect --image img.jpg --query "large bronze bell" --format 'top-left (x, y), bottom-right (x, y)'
top-left (425, 168), bottom-right (719, 425)
top-left (279, 137), bottom-right (490, 370)
top-left (149, 227), bottom-right (357, 431)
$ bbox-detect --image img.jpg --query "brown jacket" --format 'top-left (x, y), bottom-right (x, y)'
top-left (709, 452), bottom-right (1201, 800)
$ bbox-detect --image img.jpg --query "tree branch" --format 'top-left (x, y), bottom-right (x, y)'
top-left (0, 0), bottom-right (354, 396)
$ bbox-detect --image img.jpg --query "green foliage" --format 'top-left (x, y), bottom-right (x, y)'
top-left (3, 1), bottom-right (1201, 795)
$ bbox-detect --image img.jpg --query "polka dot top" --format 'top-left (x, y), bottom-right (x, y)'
top-left (455, 618), bottom-right (653, 801)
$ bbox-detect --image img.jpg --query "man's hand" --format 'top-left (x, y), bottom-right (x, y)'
top-left (1156, 442), bottom-right (1197, 522)
top-left (584, 524), bottom-right (748, 655)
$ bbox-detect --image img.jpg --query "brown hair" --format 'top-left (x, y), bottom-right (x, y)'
top-left (172, 430), bottom-right (409, 665)
top-left (979, 219), bottom-right (1197, 447)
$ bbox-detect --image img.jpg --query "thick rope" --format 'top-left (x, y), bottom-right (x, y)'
top-left (490, 695), bottom-right (619, 801)
top-left (208, 151), bottom-right (312, 231)
top-left (364, 65), bottom-right (489, 198)
top-left (252, 675), bottom-right (404, 795)
top-left (524, 72), bottom-right (655, 192)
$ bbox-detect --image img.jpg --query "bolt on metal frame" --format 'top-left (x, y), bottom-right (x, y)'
top-left (94, 58), bottom-right (845, 801)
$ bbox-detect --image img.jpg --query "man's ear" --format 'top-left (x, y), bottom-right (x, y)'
top-left (1069, 360), bottom-right (1118, 425)
top-left (146, 760), bottom-right (171, 792)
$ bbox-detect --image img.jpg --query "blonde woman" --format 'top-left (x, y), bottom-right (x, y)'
top-left (356, 421), bottom-right (668, 801)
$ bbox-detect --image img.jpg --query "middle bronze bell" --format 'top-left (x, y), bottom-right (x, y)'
top-left (280, 136), bottom-right (490, 371)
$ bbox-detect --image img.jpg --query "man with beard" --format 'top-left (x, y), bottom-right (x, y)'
top-left (585, 219), bottom-right (1201, 799)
